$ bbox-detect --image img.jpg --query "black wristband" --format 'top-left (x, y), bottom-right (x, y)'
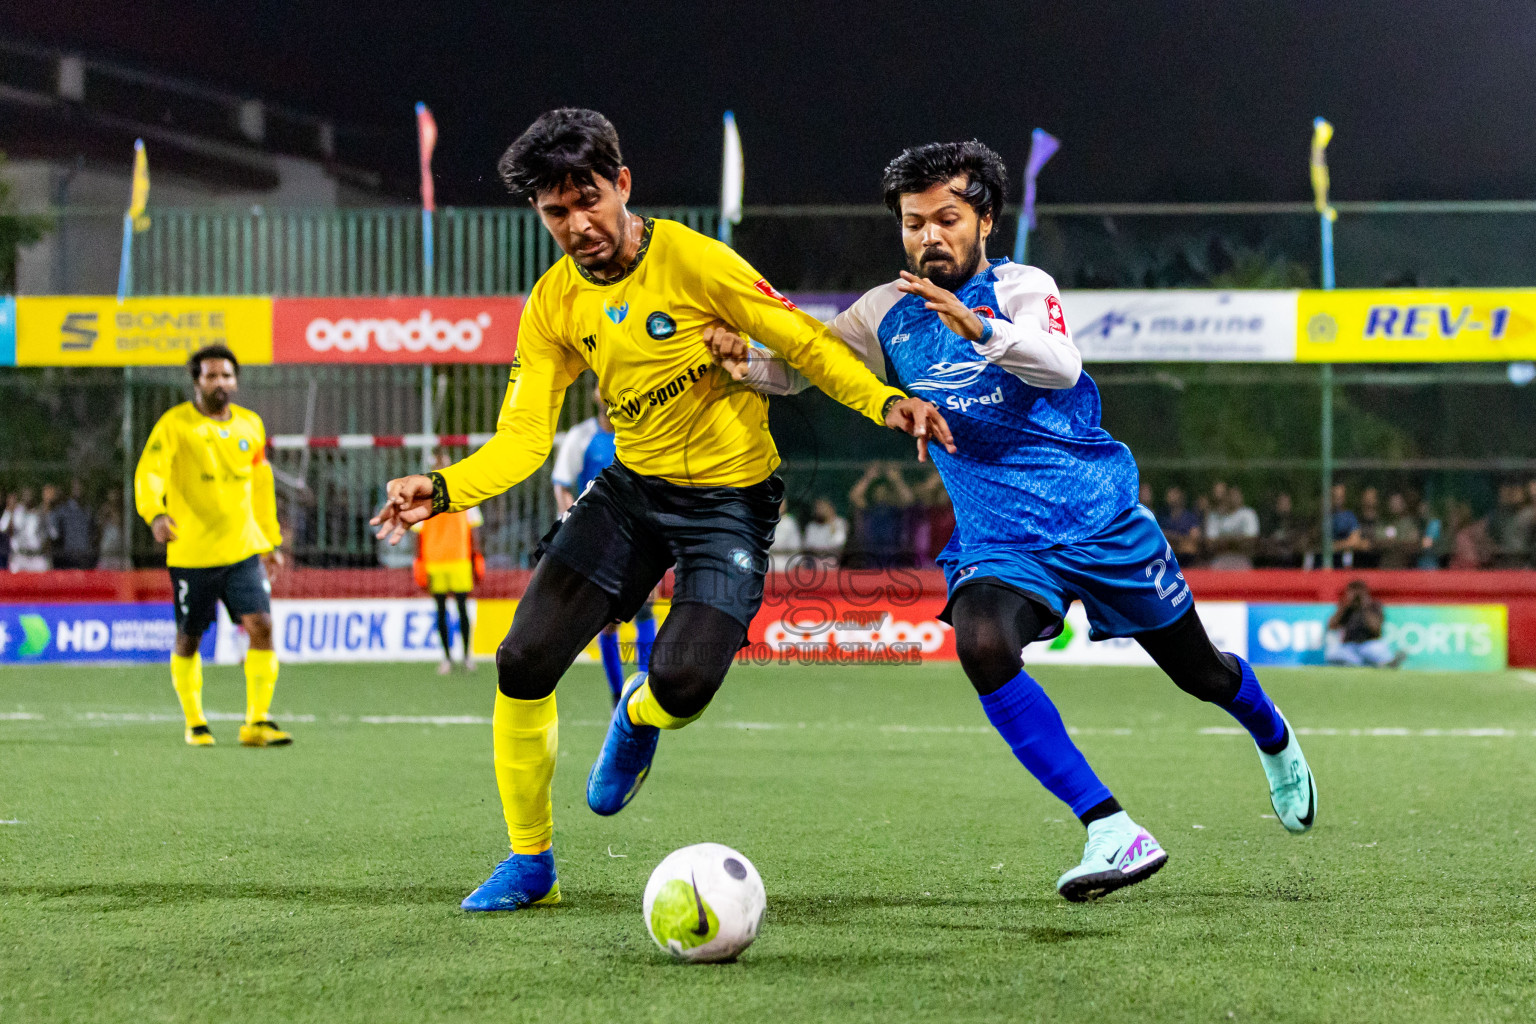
top-left (881, 394), bottom-right (903, 420)
top-left (429, 472), bottom-right (450, 516)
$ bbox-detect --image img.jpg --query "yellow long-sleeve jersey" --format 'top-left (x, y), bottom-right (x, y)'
top-left (134, 401), bottom-right (282, 568)
top-left (437, 218), bottom-right (905, 509)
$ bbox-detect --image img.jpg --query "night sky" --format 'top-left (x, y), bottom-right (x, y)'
top-left (6, 1), bottom-right (1536, 206)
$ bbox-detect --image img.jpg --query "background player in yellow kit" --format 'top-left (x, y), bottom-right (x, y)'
top-left (135, 345), bottom-right (289, 748)
top-left (372, 108), bottom-right (952, 911)
top-left (413, 450), bottom-right (484, 675)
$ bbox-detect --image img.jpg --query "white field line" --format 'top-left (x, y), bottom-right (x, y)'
top-left (1201, 725), bottom-right (1536, 738)
top-left (1517, 671), bottom-right (1536, 686)
top-left (4, 712), bottom-right (1536, 738)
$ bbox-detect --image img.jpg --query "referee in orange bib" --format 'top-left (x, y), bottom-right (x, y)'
top-left (413, 451), bottom-right (484, 674)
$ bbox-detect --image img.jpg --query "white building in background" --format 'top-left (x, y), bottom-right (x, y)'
top-left (0, 39), bottom-right (398, 295)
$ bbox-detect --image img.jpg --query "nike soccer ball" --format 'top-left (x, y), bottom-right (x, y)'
top-left (643, 843), bottom-right (765, 962)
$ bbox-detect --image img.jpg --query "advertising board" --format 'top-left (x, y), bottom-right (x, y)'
top-left (271, 297), bottom-right (524, 363)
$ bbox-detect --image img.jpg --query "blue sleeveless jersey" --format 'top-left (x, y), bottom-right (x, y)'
top-left (874, 260), bottom-right (1139, 551)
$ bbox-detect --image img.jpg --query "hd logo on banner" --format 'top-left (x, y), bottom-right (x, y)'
top-left (15, 296), bottom-right (273, 367)
top-left (0, 603), bottom-right (213, 664)
top-left (272, 297), bottom-right (523, 363)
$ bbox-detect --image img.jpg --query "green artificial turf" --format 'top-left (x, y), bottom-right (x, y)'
top-left (3, 660), bottom-right (1536, 1022)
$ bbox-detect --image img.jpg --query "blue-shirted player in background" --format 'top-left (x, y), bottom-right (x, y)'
top-left (711, 140), bottom-right (1316, 902)
top-left (551, 385), bottom-right (656, 704)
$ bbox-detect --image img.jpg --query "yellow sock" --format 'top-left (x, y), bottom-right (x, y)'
top-left (626, 678), bottom-right (705, 730)
top-left (170, 653), bottom-right (206, 728)
top-left (244, 649), bottom-right (279, 725)
top-left (493, 692), bottom-right (558, 854)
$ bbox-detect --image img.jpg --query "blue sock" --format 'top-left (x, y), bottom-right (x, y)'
top-left (979, 669), bottom-right (1113, 818)
top-left (1224, 654), bottom-right (1287, 751)
top-left (597, 632), bottom-right (625, 702)
top-left (634, 615), bottom-right (656, 673)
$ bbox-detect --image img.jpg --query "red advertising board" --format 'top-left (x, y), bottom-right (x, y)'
top-left (272, 297), bottom-right (524, 363)
top-left (743, 571), bottom-right (956, 663)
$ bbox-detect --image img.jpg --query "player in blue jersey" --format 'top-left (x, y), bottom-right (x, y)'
top-left (550, 387), bottom-right (655, 704)
top-left (709, 141), bottom-right (1316, 902)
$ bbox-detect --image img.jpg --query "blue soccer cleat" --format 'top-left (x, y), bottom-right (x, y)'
top-left (460, 849), bottom-right (560, 912)
top-left (587, 672), bottom-right (659, 816)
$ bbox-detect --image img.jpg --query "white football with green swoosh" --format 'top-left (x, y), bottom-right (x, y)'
top-left (643, 843), bottom-right (765, 962)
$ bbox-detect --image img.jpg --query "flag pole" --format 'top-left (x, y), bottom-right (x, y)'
top-left (416, 103), bottom-right (437, 296)
top-left (1013, 128), bottom-right (1059, 266)
top-left (116, 138), bottom-right (148, 302)
top-left (719, 111), bottom-right (743, 246)
top-left (1311, 117), bottom-right (1338, 570)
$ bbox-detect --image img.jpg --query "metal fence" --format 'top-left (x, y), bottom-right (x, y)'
top-left (128, 206), bottom-right (719, 296)
top-left (9, 201), bottom-right (1536, 569)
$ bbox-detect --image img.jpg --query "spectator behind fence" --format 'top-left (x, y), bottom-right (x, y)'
top-left (849, 462), bottom-right (915, 567)
top-left (1329, 483), bottom-right (1365, 568)
top-left (1490, 481), bottom-right (1532, 568)
top-left (1355, 487), bottom-right (1383, 568)
top-left (769, 498), bottom-right (802, 572)
top-left (0, 491), bottom-right (9, 568)
top-left (1158, 486), bottom-right (1202, 563)
top-left (1416, 499), bottom-right (1444, 569)
top-left (1325, 579), bottom-right (1405, 668)
top-left (1516, 479), bottom-right (1536, 567)
top-left (95, 501), bottom-right (130, 570)
top-left (1450, 500), bottom-right (1494, 569)
top-left (1376, 492), bottom-right (1422, 569)
top-left (911, 468), bottom-right (955, 567)
top-left (802, 498), bottom-right (848, 569)
top-left (1257, 492), bottom-right (1304, 568)
top-left (2, 488), bottom-right (51, 572)
top-left (49, 481), bottom-right (96, 569)
top-left (1204, 484), bottom-right (1259, 570)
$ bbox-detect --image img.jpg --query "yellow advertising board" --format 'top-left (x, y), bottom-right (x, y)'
top-left (1297, 289), bottom-right (1536, 362)
top-left (16, 296), bottom-right (273, 366)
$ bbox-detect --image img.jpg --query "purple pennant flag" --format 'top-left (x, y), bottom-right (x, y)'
top-left (1022, 128), bottom-right (1061, 230)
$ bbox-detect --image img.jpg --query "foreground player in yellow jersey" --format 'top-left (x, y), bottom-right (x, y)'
top-left (135, 345), bottom-right (289, 748)
top-left (373, 108), bottom-right (953, 911)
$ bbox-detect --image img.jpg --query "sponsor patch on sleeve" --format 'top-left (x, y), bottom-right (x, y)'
top-left (753, 279), bottom-right (797, 311)
top-left (1045, 294), bottom-right (1067, 335)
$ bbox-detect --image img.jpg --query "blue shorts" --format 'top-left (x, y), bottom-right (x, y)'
top-left (938, 505), bottom-right (1190, 642)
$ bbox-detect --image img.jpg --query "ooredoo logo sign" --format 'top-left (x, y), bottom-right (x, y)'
top-left (273, 297), bottom-right (523, 363)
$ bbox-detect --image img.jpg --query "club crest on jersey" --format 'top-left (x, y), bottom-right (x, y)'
top-left (907, 360), bottom-right (991, 392)
top-left (1045, 295), bottom-right (1067, 335)
top-left (238, 438), bottom-right (250, 452)
top-left (970, 305), bottom-right (996, 319)
top-left (646, 311), bottom-right (677, 339)
top-left (605, 300), bottom-right (629, 324)
top-left (752, 278), bottom-right (797, 310)
top-left (218, 429), bottom-right (230, 438)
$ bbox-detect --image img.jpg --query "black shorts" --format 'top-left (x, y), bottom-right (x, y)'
top-left (168, 554), bottom-right (272, 639)
top-left (537, 462), bottom-right (782, 629)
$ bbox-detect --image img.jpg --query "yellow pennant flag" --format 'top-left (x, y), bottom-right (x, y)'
top-left (1309, 118), bottom-right (1337, 222)
top-left (127, 139), bottom-right (150, 232)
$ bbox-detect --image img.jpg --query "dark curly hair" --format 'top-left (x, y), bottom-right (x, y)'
top-left (498, 108), bottom-right (624, 202)
top-left (188, 344), bottom-right (239, 382)
top-left (881, 141), bottom-right (1008, 223)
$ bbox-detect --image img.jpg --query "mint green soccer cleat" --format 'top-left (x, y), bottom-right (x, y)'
top-left (1258, 711), bottom-right (1317, 833)
top-left (1056, 811), bottom-right (1168, 902)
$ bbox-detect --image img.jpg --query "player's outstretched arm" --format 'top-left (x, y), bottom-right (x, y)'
top-left (703, 321), bottom-right (953, 460)
top-left (897, 267), bottom-right (1082, 389)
